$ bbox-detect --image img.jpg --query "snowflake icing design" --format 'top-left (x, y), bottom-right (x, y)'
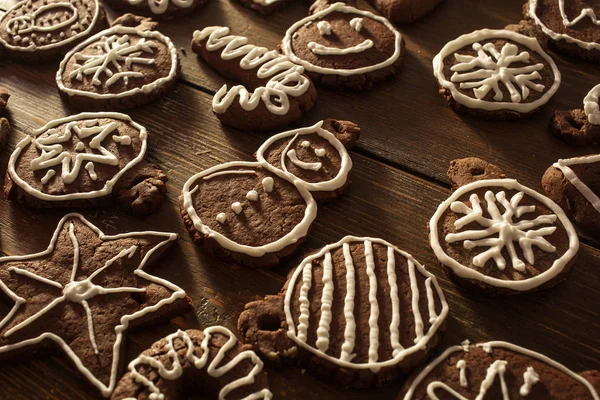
top-left (450, 42), bottom-right (546, 103)
top-left (445, 190), bottom-right (558, 271)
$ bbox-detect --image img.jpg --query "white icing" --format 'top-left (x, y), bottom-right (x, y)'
top-left (432, 29), bottom-right (561, 113)
top-left (216, 212), bottom-right (227, 224)
top-left (85, 161), bottom-right (97, 180)
top-left (6, 2), bottom-right (78, 36)
top-left (231, 201), bottom-right (243, 214)
top-left (286, 149), bottom-right (322, 171)
top-left (456, 359), bottom-right (468, 388)
top-left (520, 366), bottom-right (540, 396)
top-left (40, 169), bottom-right (56, 184)
top-left (315, 148), bottom-right (326, 157)
top-left (349, 17), bottom-right (363, 32)
top-left (308, 39), bottom-right (373, 56)
top-left (317, 20), bottom-right (332, 36)
top-left (246, 190), bottom-right (259, 201)
top-left (425, 277), bottom-right (438, 324)
top-left (364, 240), bottom-right (379, 369)
top-left (297, 263), bottom-right (312, 343)
top-left (112, 134), bottom-right (132, 145)
top-left (407, 258), bottom-right (424, 343)
top-left (584, 84), bottom-right (600, 125)
top-left (559, 1), bottom-right (600, 27)
top-left (340, 243), bottom-right (356, 362)
top-left (251, 0), bottom-right (281, 5)
top-left (301, 140), bottom-right (310, 148)
top-left (387, 245), bottom-right (403, 357)
top-left (553, 155), bottom-right (600, 213)
top-left (204, 170), bottom-right (256, 180)
top-left (315, 251), bottom-right (334, 352)
top-left (127, 0), bottom-right (193, 15)
top-left (262, 177), bottom-right (274, 193)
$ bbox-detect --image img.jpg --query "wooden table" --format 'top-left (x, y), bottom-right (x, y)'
top-left (0, 0), bottom-right (599, 398)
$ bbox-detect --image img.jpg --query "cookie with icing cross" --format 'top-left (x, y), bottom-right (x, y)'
top-left (551, 84), bottom-right (600, 145)
top-left (191, 26), bottom-right (317, 132)
top-left (4, 112), bottom-right (168, 215)
top-left (180, 119), bottom-right (360, 268)
top-left (238, 236), bottom-right (449, 388)
top-left (433, 29), bottom-right (561, 119)
top-left (103, 0), bottom-right (209, 20)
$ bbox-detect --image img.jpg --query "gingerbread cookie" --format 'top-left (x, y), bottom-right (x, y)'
top-left (400, 340), bottom-right (599, 399)
top-left (112, 327), bottom-right (272, 400)
top-left (433, 29), bottom-right (561, 119)
top-left (543, 155), bottom-right (600, 238)
top-left (238, 236), bottom-right (449, 387)
top-left (56, 16), bottom-right (179, 110)
top-left (180, 119), bottom-right (359, 267)
top-left (0, 88), bottom-right (10, 150)
top-left (0, 213), bottom-right (190, 397)
top-left (4, 112), bottom-right (167, 215)
top-left (281, 2), bottom-right (404, 90)
top-left (429, 159), bottom-right (579, 295)
top-left (0, 0), bottom-right (108, 62)
top-left (191, 26), bottom-right (316, 132)
top-left (551, 84), bottom-right (600, 145)
top-left (103, 0), bottom-right (209, 20)
top-left (525, 0), bottom-right (600, 62)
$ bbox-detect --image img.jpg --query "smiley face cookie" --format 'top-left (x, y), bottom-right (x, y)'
top-left (551, 84), bottom-right (600, 145)
top-left (281, 2), bottom-right (404, 90)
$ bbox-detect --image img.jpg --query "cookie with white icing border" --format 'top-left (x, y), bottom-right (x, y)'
top-left (399, 340), bottom-right (599, 399)
top-left (432, 29), bottom-right (561, 120)
top-left (0, 213), bottom-right (190, 397)
top-left (103, 0), bottom-right (209, 20)
top-left (56, 15), bottom-right (179, 110)
top-left (429, 158), bottom-right (579, 296)
top-left (191, 26), bottom-right (317, 132)
top-left (0, 0), bottom-right (108, 62)
top-left (180, 119), bottom-right (359, 267)
top-left (112, 327), bottom-right (272, 400)
top-left (281, 2), bottom-right (405, 91)
top-left (238, 236), bottom-right (449, 388)
top-left (0, 88), bottom-right (10, 150)
top-left (4, 112), bottom-right (168, 215)
top-left (551, 84), bottom-right (600, 145)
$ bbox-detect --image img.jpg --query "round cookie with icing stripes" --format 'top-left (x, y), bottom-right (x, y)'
top-left (542, 154), bottom-right (600, 238)
top-left (551, 84), bottom-right (600, 145)
top-left (180, 119), bottom-right (360, 267)
top-left (432, 29), bottom-right (561, 119)
top-left (238, 236), bottom-right (449, 387)
top-left (399, 340), bottom-right (600, 399)
top-left (191, 26), bottom-right (317, 132)
top-left (112, 327), bottom-right (272, 400)
top-left (4, 112), bottom-right (168, 215)
top-left (103, 0), bottom-right (209, 20)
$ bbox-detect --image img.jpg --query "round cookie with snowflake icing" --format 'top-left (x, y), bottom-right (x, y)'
top-left (432, 29), bottom-right (561, 119)
top-left (103, 0), bottom-right (209, 20)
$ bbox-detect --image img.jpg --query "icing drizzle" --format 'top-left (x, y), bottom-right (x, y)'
top-left (553, 155), bottom-right (600, 213)
top-left (584, 84), bottom-right (600, 125)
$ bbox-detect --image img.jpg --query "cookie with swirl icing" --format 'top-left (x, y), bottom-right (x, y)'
top-left (551, 84), bottom-right (600, 145)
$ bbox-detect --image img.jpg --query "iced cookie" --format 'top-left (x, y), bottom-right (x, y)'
top-left (112, 327), bottom-right (272, 400)
top-left (103, 0), bottom-right (209, 19)
top-left (191, 26), bottom-right (316, 132)
top-left (432, 29), bottom-right (561, 119)
top-left (551, 84), bottom-right (600, 145)
top-left (281, 2), bottom-right (404, 90)
top-left (238, 236), bottom-right (449, 387)
top-left (4, 112), bottom-right (168, 215)
top-left (180, 119), bottom-right (360, 267)
top-left (0, 88), bottom-right (10, 150)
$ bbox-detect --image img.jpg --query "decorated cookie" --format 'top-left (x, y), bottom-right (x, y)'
top-left (0, 88), bottom-right (10, 150)
top-left (103, 0), bottom-right (209, 20)
top-left (112, 327), bottom-right (272, 399)
top-left (429, 158), bottom-right (579, 295)
top-left (238, 236), bottom-right (449, 387)
top-left (281, 2), bottom-right (404, 90)
top-left (551, 84), bottom-right (600, 145)
top-left (4, 112), bottom-right (168, 215)
top-left (399, 340), bottom-right (599, 399)
top-left (0, 0), bottom-right (108, 62)
top-left (180, 119), bottom-right (360, 267)
top-left (543, 155), bottom-right (600, 238)
top-left (191, 26), bottom-right (316, 132)
top-left (0, 213), bottom-right (190, 397)
top-left (525, 0), bottom-right (600, 62)
top-left (56, 16), bottom-right (179, 110)
top-left (432, 29), bottom-right (561, 119)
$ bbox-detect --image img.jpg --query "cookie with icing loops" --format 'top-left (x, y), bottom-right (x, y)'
top-left (551, 84), bottom-right (600, 145)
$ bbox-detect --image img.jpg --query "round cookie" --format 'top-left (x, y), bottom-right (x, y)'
top-left (281, 2), bottom-right (405, 90)
top-left (0, 0), bottom-right (108, 62)
top-left (238, 236), bottom-right (449, 388)
top-left (112, 327), bottom-right (272, 400)
top-left (551, 84), bottom-right (600, 145)
top-left (103, 0), bottom-right (209, 20)
top-left (432, 29), bottom-right (561, 119)
top-left (399, 341), bottom-right (599, 399)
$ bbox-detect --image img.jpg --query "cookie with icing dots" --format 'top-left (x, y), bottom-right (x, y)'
top-left (0, 0), bottom-right (108, 62)
top-left (542, 154), bottom-right (600, 238)
top-left (56, 15), bottom-right (179, 110)
top-left (0, 213), bottom-right (190, 397)
top-left (429, 158), bottom-right (579, 296)
top-left (191, 26), bottom-right (317, 132)
top-left (0, 88), bottom-right (10, 150)
top-left (4, 112), bottom-right (168, 215)
top-left (432, 29), bottom-right (561, 119)
top-left (238, 236), bottom-right (449, 387)
top-left (281, 2), bottom-right (405, 90)
top-left (103, 0), bottom-right (209, 20)
top-left (112, 327), bottom-right (272, 400)
top-left (551, 84), bottom-right (600, 145)
top-left (180, 119), bottom-right (360, 267)
top-left (399, 340), bottom-right (600, 399)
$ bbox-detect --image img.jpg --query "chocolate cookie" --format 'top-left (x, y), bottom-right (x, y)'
top-left (281, 3), bottom-right (404, 90)
top-left (180, 119), bottom-right (360, 267)
top-left (366, 0), bottom-right (443, 24)
top-left (432, 29), bottom-right (561, 119)
top-left (525, 0), bottom-right (600, 62)
top-left (112, 327), bottom-right (272, 400)
top-left (233, 0), bottom-right (292, 14)
top-left (429, 159), bottom-right (579, 295)
top-left (4, 112), bottom-right (168, 215)
top-left (399, 340), bottom-right (599, 399)
top-left (551, 84), bottom-right (600, 145)
top-left (0, 88), bottom-right (10, 150)
top-left (0, 0), bottom-right (108, 62)
top-left (56, 16), bottom-right (179, 110)
top-left (238, 236), bottom-right (449, 388)
top-left (191, 26), bottom-right (316, 132)
top-left (103, 0), bottom-right (209, 19)
top-left (0, 213), bottom-right (190, 397)
top-left (543, 155), bottom-right (600, 238)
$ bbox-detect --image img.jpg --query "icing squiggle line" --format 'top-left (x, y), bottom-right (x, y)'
top-left (308, 39), bottom-right (373, 56)
top-left (584, 84), bottom-right (600, 125)
top-left (128, 0), bottom-right (193, 15)
top-left (559, 1), bottom-right (600, 27)
top-left (553, 155), bottom-right (600, 213)
top-left (6, 2), bottom-right (78, 36)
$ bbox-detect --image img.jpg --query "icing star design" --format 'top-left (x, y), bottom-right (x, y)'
top-left (0, 213), bottom-right (186, 397)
